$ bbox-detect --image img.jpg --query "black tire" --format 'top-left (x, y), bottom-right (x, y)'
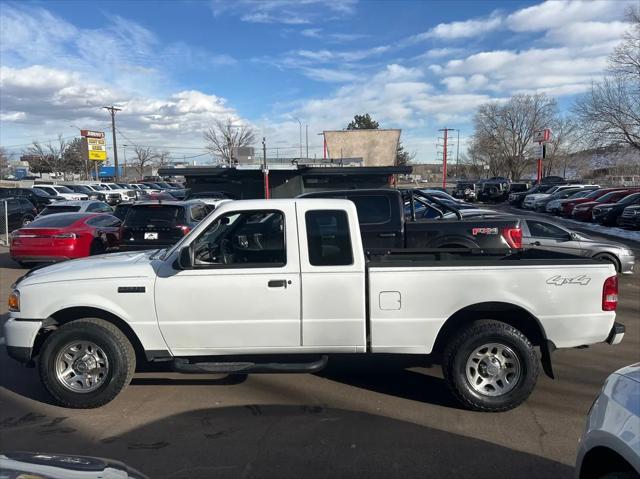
top-left (598, 473), bottom-right (638, 479)
top-left (593, 253), bottom-right (621, 274)
top-left (39, 318), bottom-right (136, 408)
top-left (89, 239), bottom-right (106, 256)
top-left (442, 320), bottom-right (539, 412)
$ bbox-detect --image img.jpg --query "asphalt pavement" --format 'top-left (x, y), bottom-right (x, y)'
top-left (0, 233), bottom-right (638, 478)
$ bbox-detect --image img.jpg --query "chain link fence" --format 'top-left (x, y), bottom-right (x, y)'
top-left (0, 199), bottom-right (10, 247)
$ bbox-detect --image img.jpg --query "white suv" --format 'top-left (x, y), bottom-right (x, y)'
top-left (89, 183), bottom-right (136, 203)
top-left (32, 185), bottom-right (88, 201)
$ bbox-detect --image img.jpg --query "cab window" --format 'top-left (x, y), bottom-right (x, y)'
top-left (305, 210), bottom-right (353, 266)
top-left (527, 221), bottom-right (570, 240)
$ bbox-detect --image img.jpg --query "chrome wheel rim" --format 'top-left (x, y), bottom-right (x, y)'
top-left (465, 343), bottom-right (521, 397)
top-left (55, 341), bottom-right (110, 393)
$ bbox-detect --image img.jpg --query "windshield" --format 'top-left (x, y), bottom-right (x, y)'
top-left (39, 205), bottom-right (82, 215)
top-left (26, 213), bottom-right (88, 227)
top-left (29, 188), bottom-right (51, 197)
top-left (124, 205), bottom-right (186, 226)
top-left (597, 191), bottom-right (628, 203)
top-left (617, 192), bottom-right (640, 204)
top-left (53, 186), bottom-right (74, 193)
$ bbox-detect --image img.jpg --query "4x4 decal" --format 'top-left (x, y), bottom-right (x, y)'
top-left (546, 274), bottom-right (591, 286)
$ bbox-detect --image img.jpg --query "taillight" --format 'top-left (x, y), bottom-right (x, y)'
top-left (502, 227), bottom-right (522, 249)
top-left (177, 225), bottom-right (191, 235)
top-left (52, 233), bottom-right (76, 239)
top-left (602, 275), bottom-right (618, 311)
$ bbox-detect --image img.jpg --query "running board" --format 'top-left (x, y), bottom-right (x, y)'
top-left (171, 355), bottom-right (328, 374)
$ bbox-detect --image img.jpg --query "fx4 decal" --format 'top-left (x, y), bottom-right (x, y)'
top-left (546, 274), bottom-right (591, 286)
top-left (472, 227), bottom-right (498, 235)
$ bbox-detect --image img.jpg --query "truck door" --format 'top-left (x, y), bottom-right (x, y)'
top-left (154, 203), bottom-right (302, 354)
top-left (296, 201), bottom-right (367, 350)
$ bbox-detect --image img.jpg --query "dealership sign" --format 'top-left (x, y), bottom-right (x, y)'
top-left (81, 130), bottom-right (107, 161)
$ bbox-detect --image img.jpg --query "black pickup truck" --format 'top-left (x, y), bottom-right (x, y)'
top-left (300, 188), bottom-right (522, 250)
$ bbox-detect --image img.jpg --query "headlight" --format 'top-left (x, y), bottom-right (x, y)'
top-left (8, 290), bottom-right (20, 312)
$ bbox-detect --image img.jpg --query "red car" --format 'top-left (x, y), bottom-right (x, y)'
top-left (10, 212), bottom-right (122, 266)
top-left (571, 189), bottom-right (639, 221)
top-left (560, 188), bottom-right (626, 217)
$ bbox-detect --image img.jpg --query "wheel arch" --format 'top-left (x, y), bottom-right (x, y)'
top-left (579, 446), bottom-right (636, 479)
top-left (35, 307), bottom-right (147, 363)
top-left (432, 301), bottom-right (547, 357)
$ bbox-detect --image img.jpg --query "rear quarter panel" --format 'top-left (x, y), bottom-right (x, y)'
top-left (368, 263), bottom-right (616, 354)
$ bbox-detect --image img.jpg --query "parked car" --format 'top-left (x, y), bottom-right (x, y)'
top-left (561, 188), bottom-right (629, 217)
top-left (119, 200), bottom-right (210, 251)
top-left (113, 202), bottom-right (134, 221)
top-left (546, 189), bottom-right (596, 215)
top-left (520, 218), bottom-right (635, 274)
top-left (0, 187), bottom-right (56, 212)
top-left (0, 197), bottom-right (38, 232)
top-left (533, 187), bottom-right (587, 212)
top-left (618, 205), bottom-right (640, 229)
top-left (62, 184), bottom-right (108, 202)
top-left (33, 184), bottom-right (88, 201)
top-left (477, 177), bottom-right (511, 202)
top-left (184, 190), bottom-right (234, 206)
top-left (453, 181), bottom-right (478, 202)
top-left (523, 185), bottom-right (598, 210)
top-left (4, 197), bottom-right (624, 410)
top-left (592, 192), bottom-right (640, 226)
top-left (572, 190), bottom-right (640, 221)
top-left (509, 184), bottom-right (555, 208)
top-left (10, 212), bottom-right (121, 265)
top-left (575, 363), bottom-right (640, 479)
top-left (301, 189), bottom-right (523, 250)
top-left (89, 183), bottom-right (136, 203)
top-left (37, 200), bottom-right (114, 217)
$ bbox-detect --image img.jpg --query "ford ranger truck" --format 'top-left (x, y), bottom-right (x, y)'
top-left (5, 198), bottom-right (624, 410)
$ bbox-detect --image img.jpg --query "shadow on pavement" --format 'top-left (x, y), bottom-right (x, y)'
top-left (0, 404), bottom-right (574, 479)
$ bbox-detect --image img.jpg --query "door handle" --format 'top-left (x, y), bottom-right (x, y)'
top-left (378, 232), bottom-right (397, 238)
top-left (268, 280), bottom-right (289, 288)
top-left (529, 241), bottom-right (541, 246)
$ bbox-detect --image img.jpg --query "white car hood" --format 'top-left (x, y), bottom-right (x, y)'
top-left (16, 251), bottom-right (158, 286)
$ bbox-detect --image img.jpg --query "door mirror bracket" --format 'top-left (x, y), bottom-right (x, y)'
top-left (177, 245), bottom-right (194, 269)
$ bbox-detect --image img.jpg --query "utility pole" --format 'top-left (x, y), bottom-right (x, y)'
top-left (102, 106), bottom-right (121, 180)
top-left (438, 128), bottom-right (455, 189)
top-left (305, 124), bottom-right (309, 159)
top-left (294, 117), bottom-right (302, 159)
top-left (262, 137), bottom-right (270, 199)
top-left (455, 129), bottom-right (460, 178)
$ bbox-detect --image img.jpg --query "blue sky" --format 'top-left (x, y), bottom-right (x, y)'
top-left (0, 0), bottom-right (633, 163)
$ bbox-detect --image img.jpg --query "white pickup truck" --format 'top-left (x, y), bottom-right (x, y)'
top-left (5, 199), bottom-right (625, 411)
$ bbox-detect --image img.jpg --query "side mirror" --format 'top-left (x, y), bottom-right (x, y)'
top-left (178, 245), bottom-right (193, 269)
top-left (569, 232), bottom-right (579, 241)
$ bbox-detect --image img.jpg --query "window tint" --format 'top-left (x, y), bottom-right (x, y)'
top-left (87, 215), bottom-right (121, 227)
top-left (53, 186), bottom-right (73, 194)
top-left (40, 205), bottom-right (82, 216)
top-left (349, 196), bottom-right (391, 224)
top-left (124, 205), bottom-right (186, 226)
top-left (28, 214), bottom-right (87, 227)
top-left (527, 221), bottom-right (570, 239)
top-left (34, 186), bottom-right (56, 195)
top-left (192, 210), bottom-right (285, 267)
top-left (617, 192), bottom-right (640, 204)
top-left (305, 210), bottom-right (353, 266)
top-left (18, 198), bottom-right (33, 209)
top-left (86, 202), bottom-right (111, 212)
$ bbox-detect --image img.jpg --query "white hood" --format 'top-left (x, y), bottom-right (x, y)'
top-left (16, 251), bottom-right (158, 286)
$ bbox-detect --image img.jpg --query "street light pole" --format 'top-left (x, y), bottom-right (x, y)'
top-left (294, 117), bottom-right (302, 159)
top-left (305, 124), bottom-right (309, 159)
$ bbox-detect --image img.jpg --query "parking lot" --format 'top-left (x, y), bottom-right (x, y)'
top-left (1, 228), bottom-right (638, 478)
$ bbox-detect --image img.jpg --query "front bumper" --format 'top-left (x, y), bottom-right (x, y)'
top-left (617, 216), bottom-right (640, 228)
top-left (605, 322), bottom-right (625, 345)
top-left (3, 318), bottom-right (43, 364)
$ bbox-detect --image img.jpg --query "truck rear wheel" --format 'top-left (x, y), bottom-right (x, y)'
top-left (39, 318), bottom-right (136, 408)
top-left (442, 320), bottom-right (538, 412)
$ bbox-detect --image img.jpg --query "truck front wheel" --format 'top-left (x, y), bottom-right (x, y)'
top-left (39, 318), bottom-right (136, 408)
top-left (442, 320), bottom-right (538, 412)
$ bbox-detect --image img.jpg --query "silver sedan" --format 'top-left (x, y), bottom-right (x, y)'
top-left (521, 218), bottom-right (635, 274)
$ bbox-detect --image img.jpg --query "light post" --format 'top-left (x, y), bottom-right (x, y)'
top-left (294, 117), bottom-right (302, 159)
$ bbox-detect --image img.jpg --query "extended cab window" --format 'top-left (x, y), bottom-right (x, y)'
top-left (305, 210), bottom-right (353, 266)
top-left (527, 221), bottom-right (569, 239)
top-left (350, 196), bottom-right (391, 224)
top-left (192, 210), bottom-right (285, 267)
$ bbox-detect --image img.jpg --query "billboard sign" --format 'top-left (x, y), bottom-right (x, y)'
top-left (81, 131), bottom-right (107, 161)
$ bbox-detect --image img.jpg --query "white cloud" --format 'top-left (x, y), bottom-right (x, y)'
top-left (543, 21), bottom-right (631, 47)
top-left (299, 68), bottom-right (359, 82)
top-left (506, 0), bottom-right (632, 32)
top-left (300, 28), bottom-right (367, 42)
top-left (413, 14), bottom-right (503, 40)
top-left (211, 0), bottom-right (357, 24)
top-left (241, 12), bottom-right (310, 24)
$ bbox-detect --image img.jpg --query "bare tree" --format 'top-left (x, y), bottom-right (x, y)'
top-left (575, 8), bottom-right (640, 152)
top-left (203, 118), bottom-right (255, 165)
top-left (155, 150), bottom-right (172, 170)
top-left (472, 93), bottom-right (558, 180)
top-left (0, 147), bottom-right (10, 179)
top-left (131, 146), bottom-right (158, 179)
top-left (609, 6), bottom-right (640, 81)
top-left (24, 135), bottom-right (69, 178)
